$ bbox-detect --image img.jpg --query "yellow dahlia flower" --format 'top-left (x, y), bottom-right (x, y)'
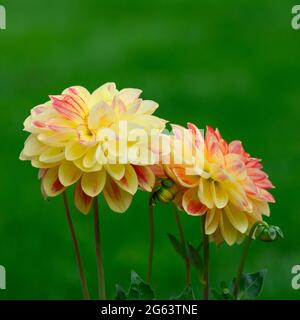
top-left (20, 83), bottom-right (166, 214)
top-left (161, 123), bottom-right (275, 245)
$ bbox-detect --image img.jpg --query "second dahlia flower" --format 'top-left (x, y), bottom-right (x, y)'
top-left (160, 123), bottom-right (275, 245)
top-left (20, 83), bottom-right (166, 213)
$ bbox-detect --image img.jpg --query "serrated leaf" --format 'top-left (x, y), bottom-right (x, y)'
top-left (187, 243), bottom-right (204, 274)
top-left (127, 271), bottom-right (155, 300)
top-left (237, 269), bottom-right (267, 300)
top-left (167, 233), bottom-right (186, 259)
top-left (115, 284), bottom-right (127, 300)
top-left (171, 286), bottom-right (196, 300)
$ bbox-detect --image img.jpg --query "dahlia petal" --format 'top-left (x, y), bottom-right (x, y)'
top-left (39, 147), bottom-right (65, 163)
top-left (65, 141), bottom-right (87, 161)
top-left (149, 164), bottom-right (167, 179)
top-left (133, 165), bottom-right (155, 192)
top-left (105, 163), bottom-right (125, 180)
top-left (38, 132), bottom-right (75, 147)
top-left (198, 178), bottom-right (214, 209)
top-left (205, 208), bottom-right (221, 235)
top-left (225, 154), bottom-right (247, 180)
top-left (253, 200), bottom-right (270, 217)
top-left (228, 140), bottom-right (249, 158)
top-left (58, 161), bottom-right (82, 187)
top-left (22, 134), bottom-right (46, 157)
top-left (183, 187), bottom-right (207, 216)
top-left (82, 145), bottom-right (98, 168)
top-left (211, 181), bottom-right (228, 208)
top-left (74, 156), bottom-right (103, 172)
top-left (31, 158), bottom-right (60, 168)
top-left (62, 86), bottom-right (90, 105)
top-left (224, 204), bottom-right (248, 233)
top-left (103, 177), bottom-right (132, 213)
top-left (88, 102), bottom-right (114, 130)
top-left (117, 88), bottom-right (142, 105)
top-left (42, 167), bottom-right (65, 197)
top-left (219, 212), bottom-right (237, 245)
top-left (81, 170), bottom-right (106, 197)
top-left (77, 125), bottom-right (96, 145)
top-left (90, 82), bottom-right (117, 106)
top-left (172, 167), bottom-right (199, 188)
top-left (114, 165), bottom-right (138, 195)
top-left (74, 181), bottom-right (93, 215)
top-left (112, 96), bottom-right (127, 113)
top-left (225, 181), bottom-right (252, 212)
top-left (47, 118), bottom-right (77, 132)
top-left (136, 100), bottom-right (158, 115)
top-left (187, 122), bottom-right (204, 149)
top-left (50, 95), bottom-right (85, 122)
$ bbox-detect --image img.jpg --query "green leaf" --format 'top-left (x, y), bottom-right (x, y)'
top-left (167, 233), bottom-right (186, 259)
top-left (237, 269), bottom-right (267, 300)
top-left (171, 286), bottom-right (196, 300)
top-left (187, 243), bottom-right (204, 274)
top-left (127, 271), bottom-right (155, 300)
top-left (115, 284), bottom-right (127, 300)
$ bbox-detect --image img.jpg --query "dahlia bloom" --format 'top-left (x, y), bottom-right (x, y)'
top-left (20, 83), bottom-right (166, 213)
top-left (161, 123), bottom-right (275, 245)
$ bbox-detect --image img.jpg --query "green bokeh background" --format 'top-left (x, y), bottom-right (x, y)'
top-left (0, 0), bottom-right (299, 299)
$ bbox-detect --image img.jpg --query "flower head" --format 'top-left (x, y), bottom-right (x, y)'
top-left (20, 83), bottom-right (166, 214)
top-left (161, 123), bottom-right (275, 245)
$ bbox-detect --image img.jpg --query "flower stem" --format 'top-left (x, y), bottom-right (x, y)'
top-left (233, 221), bottom-right (263, 299)
top-left (93, 197), bottom-right (106, 300)
top-left (173, 205), bottom-right (190, 287)
top-left (202, 216), bottom-right (209, 300)
top-left (146, 196), bottom-right (154, 284)
top-left (62, 192), bottom-right (90, 300)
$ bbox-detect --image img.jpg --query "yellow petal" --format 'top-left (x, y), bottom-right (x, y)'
top-left (198, 178), bottom-right (214, 209)
top-left (42, 167), bottom-right (65, 197)
top-left (37, 132), bottom-right (75, 147)
top-left (77, 125), bottom-right (96, 145)
top-left (225, 181), bottom-right (252, 212)
top-left (90, 82), bottom-right (117, 106)
top-left (219, 212), bottom-right (238, 245)
top-left (39, 147), bottom-right (65, 163)
top-left (211, 181), bottom-right (228, 208)
top-left (224, 204), bottom-right (248, 234)
top-left (83, 145), bottom-right (98, 168)
top-left (74, 156), bottom-right (102, 172)
top-left (88, 102), bottom-right (114, 130)
top-left (182, 187), bottom-right (207, 216)
top-left (62, 86), bottom-right (91, 105)
top-left (172, 167), bottom-right (199, 188)
top-left (114, 165), bottom-right (138, 195)
top-left (103, 176), bottom-right (132, 213)
top-left (117, 88), bottom-right (142, 105)
top-left (81, 170), bottom-right (106, 197)
top-left (31, 158), bottom-right (60, 168)
top-left (58, 161), bottom-right (82, 186)
top-left (22, 134), bottom-right (46, 157)
top-left (74, 181), bottom-right (93, 215)
top-left (65, 140), bottom-right (87, 161)
top-left (105, 163), bottom-right (125, 180)
top-left (136, 100), bottom-right (158, 115)
top-left (205, 208), bottom-right (221, 235)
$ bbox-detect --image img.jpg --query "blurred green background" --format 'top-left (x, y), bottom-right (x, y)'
top-left (0, 0), bottom-right (299, 299)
